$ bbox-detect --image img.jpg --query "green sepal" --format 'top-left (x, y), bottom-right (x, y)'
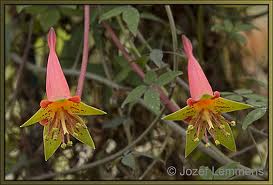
top-left (43, 125), bottom-right (62, 161)
top-left (185, 125), bottom-right (205, 157)
top-left (69, 102), bottom-right (107, 116)
top-left (72, 125), bottom-right (95, 149)
top-left (20, 108), bottom-right (52, 127)
top-left (162, 106), bottom-right (196, 121)
top-left (212, 97), bottom-right (253, 113)
top-left (208, 119), bottom-right (236, 152)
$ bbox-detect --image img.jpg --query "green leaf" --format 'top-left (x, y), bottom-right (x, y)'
top-left (156, 71), bottom-right (183, 86)
top-left (140, 12), bottom-right (165, 24)
top-left (43, 125), bottom-right (62, 161)
top-left (121, 153), bottom-right (136, 170)
top-left (144, 89), bottom-right (160, 114)
top-left (103, 117), bottom-right (127, 129)
top-left (185, 125), bottom-right (205, 157)
top-left (40, 8), bottom-right (61, 32)
top-left (122, 6), bottom-right (140, 36)
top-left (72, 125), bottom-right (95, 149)
top-left (199, 166), bottom-right (213, 180)
top-left (231, 32), bottom-right (246, 45)
top-left (208, 119), bottom-right (236, 151)
top-left (122, 85), bottom-right (147, 108)
top-left (213, 162), bottom-right (239, 180)
top-left (144, 71), bottom-right (157, 84)
top-left (234, 89), bottom-right (253, 95)
top-left (235, 23), bottom-right (258, 31)
top-left (114, 68), bottom-right (131, 82)
top-left (242, 108), bottom-right (267, 130)
top-left (225, 94), bottom-right (243, 102)
top-left (162, 106), bottom-right (196, 121)
top-left (242, 94), bottom-right (267, 102)
top-left (99, 6), bottom-right (126, 22)
top-left (246, 99), bottom-right (267, 108)
top-left (220, 91), bottom-right (235, 96)
top-left (223, 19), bottom-right (233, 32)
top-left (213, 97), bottom-right (253, 113)
top-left (149, 49), bottom-right (163, 67)
top-left (24, 5), bottom-right (48, 15)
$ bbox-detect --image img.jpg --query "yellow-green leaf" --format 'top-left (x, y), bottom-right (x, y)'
top-left (185, 125), bottom-right (205, 157)
top-left (209, 119), bottom-right (236, 152)
top-left (43, 125), bottom-right (62, 161)
top-left (20, 108), bottom-right (52, 127)
top-left (72, 125), bottom-right (95, 149)
top-left (162, 106), bottom-right (196, 121)
top-left (69, 102), bottom-right (107, 116)
top-left (212, 97), bottom-right (253, 113)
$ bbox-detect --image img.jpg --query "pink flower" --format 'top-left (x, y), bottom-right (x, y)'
top-left (163, 35), bottom-right (252, 157)
top-left (21, 28), bottom-right (107, 161)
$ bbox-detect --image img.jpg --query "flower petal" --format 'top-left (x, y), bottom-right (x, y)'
top-left (72, 125), bottom-right (95, 149)
top-left (162, 105), bottom-right (196, 121)
top-left (43, 124), bottom-right (62, 161)
top-left (185, 125), bottom-right (205, 157)
top-left (208, 119), bottom-right (236, 152)
top-left (46, 28), bottom-right (71, 101)
top-left (20, 108), bottom-right (53, 127)
top-left (182, 35), bottom-right (213, 101)
top-left (212, 97), bottom-right (253, 113)
top-left (69, 102), bottom-right (107, 116)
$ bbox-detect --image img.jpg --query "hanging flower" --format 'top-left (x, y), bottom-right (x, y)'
top-left (162, 35), bottom-right (252, 157)
top-left (20, 28), bottom-right (107, 161)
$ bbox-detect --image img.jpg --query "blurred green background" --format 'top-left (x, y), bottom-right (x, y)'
top-left (4, 4), bottom-right (268, 180)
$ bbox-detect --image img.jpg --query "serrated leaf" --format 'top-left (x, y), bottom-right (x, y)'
top-left (162, 106), bottom-right (196, 121)
top-left (40, 8), bottom-right (61, 32)
top-left (122, 85), bottom-right (147, 108)
top-left (199, 166), bottom-right (213, 180)
top-left (234, 89), bottom-right (253, 95)
top-left (156, 71), bottom-right (183, 86)
top-left (122, 6), bottom-right (140, 36)
top-left (242, 108), bottom-right (267, 130)
top-left (72, 125), bottom-right (95, 149)
top-left (149, 49), bottom-right (163, 67)
top-left (99, 6), bottom-right (126, 22)
top-left (185, 125), bottom-right (205, 157)
top-left (225, 94), bottom-right (243, 102)
top-left (208, 119), bottom-right (236, 151)
top-left (43, 125), bottom-right (62, 161)
top-left (212, 97), bottom-right (253, 113)
top-left (144, 88), bottom-right (160, 114)
top-left (213, 162), bottom-right (239, 180)
top-left (144, 71), bottom-right (157, 84)
top-left (121, 153), bottom-right (136, 170)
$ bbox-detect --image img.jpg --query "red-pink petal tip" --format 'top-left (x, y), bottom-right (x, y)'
top-left (46, 28), bottom-right (71, 101)
top-left (182, 35), bottom-right (213, 101)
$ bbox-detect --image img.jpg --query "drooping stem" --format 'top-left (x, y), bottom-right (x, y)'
top-left (76, 5), bottom-right (90, 97)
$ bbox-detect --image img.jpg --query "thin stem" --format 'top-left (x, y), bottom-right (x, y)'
top-left (165, 5), bottom-right (178, 71)
top-left (76, 5), bottom-right (90, 97)
top-left (11, 53), bottom-right (129, 90)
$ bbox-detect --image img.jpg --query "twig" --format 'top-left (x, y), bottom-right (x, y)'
top-left (10, 19), bottom-right (33, 101)
top-left (11, 53), bottom-right (129, 90)
top-left (30, 108), bottom-right (166, 180)
top-left (102, 21), bottom-right (179, 113)
top-left (165, 5), bottom-right (178, 71)
top-left (76, 5), bottom-right (90, 97)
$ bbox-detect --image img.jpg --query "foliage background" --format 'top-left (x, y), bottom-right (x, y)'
top-left (4, 4), bottom-right (268, 180)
